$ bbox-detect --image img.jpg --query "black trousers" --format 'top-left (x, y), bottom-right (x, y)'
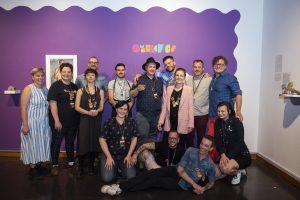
top-left (50, 126), bottom-right (77, 165)
top-left (119, 166), bottom-right (181, 193)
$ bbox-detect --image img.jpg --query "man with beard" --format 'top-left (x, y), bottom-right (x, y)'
top-left (108, 63), bottom-right (134, 117)
top-left (75, 56), bottom-right (108, 91)
top-left (186, 59), bottom-right (212, 147)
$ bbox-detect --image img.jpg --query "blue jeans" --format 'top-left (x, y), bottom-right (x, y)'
top-left (100, 154), bottom-right (136, 183)
top-left (136, 112), bottom-right (159, 146)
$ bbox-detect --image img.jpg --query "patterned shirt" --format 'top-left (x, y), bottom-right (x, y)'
top-left (177, 147), bottom-right (215, 190)
top-left (100, 117), bottom-right (139, 156)
top-left (209, 69), bottom-right (242, 117)
top-left (157, 69), bottom-right (175, 87)
top-left (75, 73), bottom-right (108, 91)
top-left (131, 74), bottom-right (163, 118)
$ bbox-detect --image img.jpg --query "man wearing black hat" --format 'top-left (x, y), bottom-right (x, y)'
top-left (130, 57), bottom-right (163, 143)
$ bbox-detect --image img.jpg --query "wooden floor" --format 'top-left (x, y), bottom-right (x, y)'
top-left (0, 157), bottom-right (299, 200)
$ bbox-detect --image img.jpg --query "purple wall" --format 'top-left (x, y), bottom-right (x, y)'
top-left (0, 6), bottom-right (240, 150)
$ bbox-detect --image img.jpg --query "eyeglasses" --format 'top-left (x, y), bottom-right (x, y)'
top-left (168, 137), bottom-right (178, 141)
top-left (89, 62), bottom-right (99, 64)
top-left (214, 63), bottom-right (225, 67)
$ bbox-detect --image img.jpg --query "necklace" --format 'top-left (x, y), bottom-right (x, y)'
top-left (62, 81), bottom-right (76, 108)
top-left (86, 86), bottom-right (97, 109)
top-left (117, 118), bottom-right (126, 148)
top-left (166, 147), bottom-right (177, 166)
top-left (171, 88), bottom-right (182, 108)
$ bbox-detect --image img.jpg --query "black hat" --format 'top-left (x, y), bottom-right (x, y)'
top-left (142, 57), bottom-right (160, 71)
top-left (115, 100), bottom-right (129, 109)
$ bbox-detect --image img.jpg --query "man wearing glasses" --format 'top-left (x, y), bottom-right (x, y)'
top-left (130, 131), bottom-right (185, 170)
top-left (75, 56), bottom-right (108, 91)
top-left (208, 56), bottom-right (243, 138)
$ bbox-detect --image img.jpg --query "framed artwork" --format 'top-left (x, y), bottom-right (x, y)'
top-left (45, 55), bottom-right (77, 88)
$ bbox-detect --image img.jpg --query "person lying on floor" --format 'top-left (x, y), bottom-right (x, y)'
top-left (101, 135), bottom-right (216, 196)
top-left (214, 101), bottom-right (252, 185)
top-left (131, 131), bottom-right (185, 170)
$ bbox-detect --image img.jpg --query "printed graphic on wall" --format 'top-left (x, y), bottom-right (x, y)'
top-left (45, 55), bottom-right (77, 88)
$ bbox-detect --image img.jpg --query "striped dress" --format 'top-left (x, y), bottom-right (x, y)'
top-left (20, 84), bottom-right (51, 165)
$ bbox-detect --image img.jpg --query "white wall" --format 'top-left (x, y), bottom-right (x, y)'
top-left (259, 0), bottom-right (300, 180)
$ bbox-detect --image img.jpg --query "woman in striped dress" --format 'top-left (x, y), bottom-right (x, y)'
top-left (20, 67), bottom-right (51, 176)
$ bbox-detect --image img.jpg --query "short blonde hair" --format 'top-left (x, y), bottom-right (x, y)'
top-left (30, 67), bottom-right (44, 76)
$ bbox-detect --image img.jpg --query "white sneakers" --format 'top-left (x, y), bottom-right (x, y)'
top-left (101, 184), bottom-right (122, 196)
top-left (231, 169), bottom-right (247, 185)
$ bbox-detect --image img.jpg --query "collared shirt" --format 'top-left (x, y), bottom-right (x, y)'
top-left (186, 75), bottom-right (212, 116)
top-left (75, 73), bottom-right (108, 91)
top-left (108, 78), bottom-right (133, 101)
top-left (131, 74), bottom-right (163, 118)
top-left (157, 69), bottom-right (191, 96)
top-left (177, 147), bottom-right (215, 190)
top-left (209, 69), bottom-right (242, 117)
top-left (100, 117), bottom-right (139, 156)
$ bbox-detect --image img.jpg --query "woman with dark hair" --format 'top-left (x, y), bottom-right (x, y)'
top-left (48, 63), bottom-right (80, 176)
top-left (157, 68), bottom-right (194, 149)
top-left (99, 101), bottom-right (139, 182)
top-left (20, 67), bottom-right (51, 176)
top-left (214, 101), bottom-right (251, 185)
top-left (75, 68), bottom-right (104, 176)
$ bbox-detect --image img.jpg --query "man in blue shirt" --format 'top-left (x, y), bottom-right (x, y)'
top-left (75, 56), bottom-right (108, 91)
top-left (100, 135), bottom-right (216, 196)
top-left (208, 56), bottom-right (243, 137)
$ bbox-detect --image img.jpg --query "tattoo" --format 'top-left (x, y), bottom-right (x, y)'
top-left (134, 142), bottom-right (155, 157)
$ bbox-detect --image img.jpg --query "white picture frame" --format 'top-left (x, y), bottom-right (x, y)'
top-left (45, 55), bottom-right (77, 88)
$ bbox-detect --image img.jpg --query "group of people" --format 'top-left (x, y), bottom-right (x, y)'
top-left (20, 55), bottom-right (251, 196)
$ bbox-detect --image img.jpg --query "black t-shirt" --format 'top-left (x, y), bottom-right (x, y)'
top-left (47, 80), bottom-right (80, 128)
top-left (154, 142), bottom-right (185, 167)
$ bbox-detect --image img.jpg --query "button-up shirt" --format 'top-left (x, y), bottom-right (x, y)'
top-left (132, 74), bottom-right (163, 118)
top-left (100, 117), bottom-right (139, 156)
top-left (209, 70), bottom-right (242, 117)
top-left (177, 147), bottom-right (215, 190)
top-left (108, 78), bottom-right (133, 101)
top-left (157, 69), bottom-right (175, 87)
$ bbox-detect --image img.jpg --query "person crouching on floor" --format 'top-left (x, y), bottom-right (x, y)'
top-left (214, 101), bottom-right (251, 185)
top-left (99, 101), bottom-right (139, 182)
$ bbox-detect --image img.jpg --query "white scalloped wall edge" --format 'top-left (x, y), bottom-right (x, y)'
top-left (0, 0), bottom-right (239, 13)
